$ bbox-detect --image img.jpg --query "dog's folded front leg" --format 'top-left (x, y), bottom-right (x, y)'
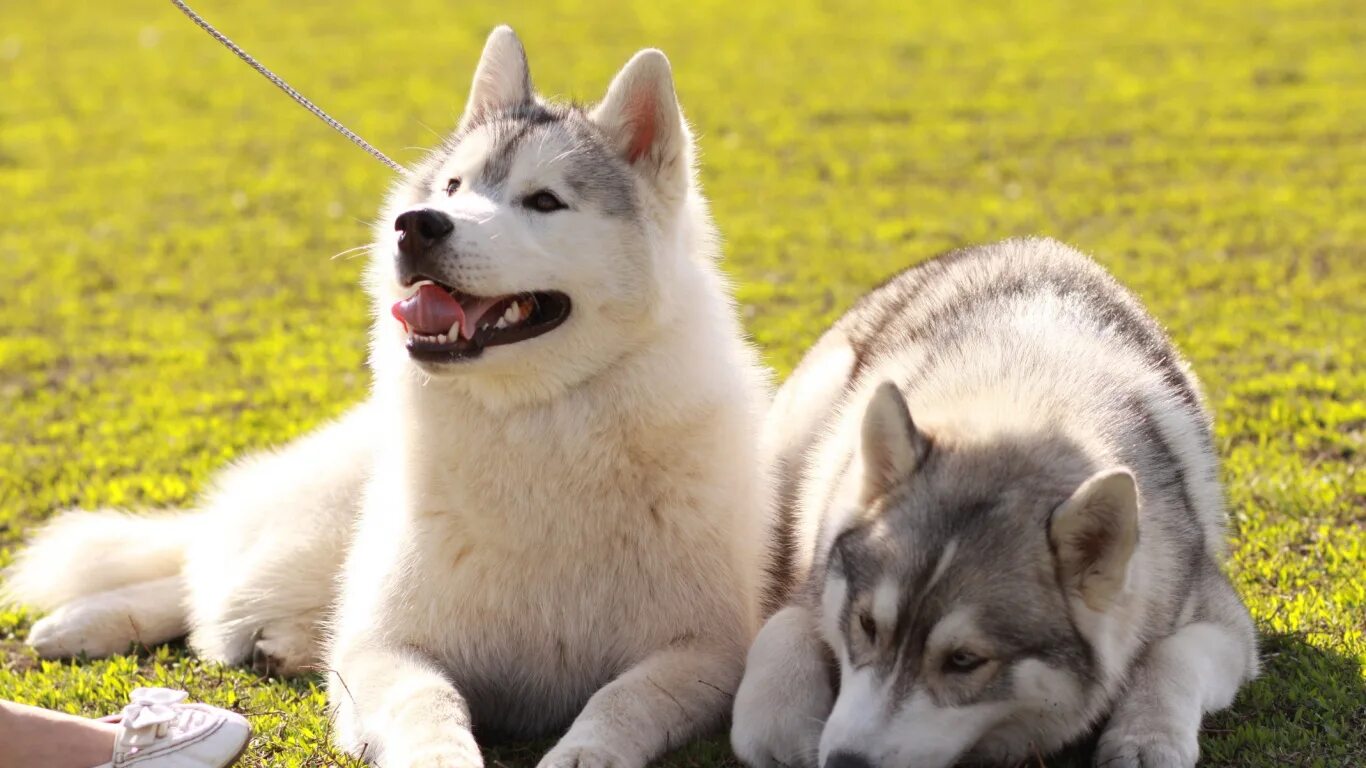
top-left (330, 641), bottom-right (482, 768)
top-left (1094, 615), bottom-right (1257, 768)
top-left (731, 605), bottom-right (833, 768)
top-left (538, 640), bottom-right (742, 768)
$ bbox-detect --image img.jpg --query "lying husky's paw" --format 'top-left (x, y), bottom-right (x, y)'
top-left (730, 705), bottom-right (822, 768)
top-left (28, 602), bottom-right (135, 658)
top-left (1093, 727), bottom-right (1198, 768)
top-left (731, 655), bottom-right (827, 767)
top-left (730, 606), bottom-right (831, 768)
top-left (537, 741), bottom-right (633, 768)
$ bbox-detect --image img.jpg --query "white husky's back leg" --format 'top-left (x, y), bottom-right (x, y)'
top-left (249, 610), bottom-right (326, 677)
top-left (27, 576), bottom-right (186, 658)
top-left (183, 403), bottom-right (377, 675)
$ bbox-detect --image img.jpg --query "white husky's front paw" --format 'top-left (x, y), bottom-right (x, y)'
top-left (329, 692), bottom-right (482, 768)
top-left (537, 741), bottom-right (634, 768)
top-left (28, 602), bottom-right (134, 658)
top-left (1094, 724), bottom-right (1198, 768)
top-left (378, 732), bottom-right (483, 768)
top-left (389, 748), bottom-right (483, 768)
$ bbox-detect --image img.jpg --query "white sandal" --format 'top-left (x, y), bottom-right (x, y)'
top-left (91, 688), bottom-right (250, 768)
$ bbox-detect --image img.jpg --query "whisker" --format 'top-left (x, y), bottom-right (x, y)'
top-left (415, 120), bottom-right (445, 141)
top-left (329, 244), bottom-right (374, 261)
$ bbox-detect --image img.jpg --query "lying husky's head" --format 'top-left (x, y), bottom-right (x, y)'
top-left (818, 383), bottom-right (1141, 768)
top-left (369, 27), bottom-right (705, 400)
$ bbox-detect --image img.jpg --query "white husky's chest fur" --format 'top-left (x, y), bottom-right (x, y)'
top-left (335, 331), bottom-right (765, 735)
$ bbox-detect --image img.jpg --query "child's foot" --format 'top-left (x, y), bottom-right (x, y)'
top-left (92, 688), bottom-right (250, 768)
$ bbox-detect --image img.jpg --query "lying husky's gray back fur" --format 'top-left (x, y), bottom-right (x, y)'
top-left (772, 236), bottom-right (1228, 587)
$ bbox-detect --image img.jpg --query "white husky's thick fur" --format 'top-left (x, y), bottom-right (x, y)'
top-left (6, 27), bottom-right (773, 768)
top-left (732, 239), bottom-right (1258, 768)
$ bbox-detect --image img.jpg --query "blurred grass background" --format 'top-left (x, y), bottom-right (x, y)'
top-left (0, 0), bottom-right (1362, 765)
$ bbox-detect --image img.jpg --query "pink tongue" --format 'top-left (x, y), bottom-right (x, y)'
top-left (392, 284), bottom-right (465, 336)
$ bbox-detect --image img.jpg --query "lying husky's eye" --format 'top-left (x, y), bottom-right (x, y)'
top-left (944, 650), bottom-right (987, 674)
top-left (524, 189), bottom-right (567, 213)
top-left (858, 613), bottom-right (878, 644)
top-left (444, 178), bottom-right (461, 196)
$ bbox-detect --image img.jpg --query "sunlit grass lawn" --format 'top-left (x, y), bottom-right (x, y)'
top-left (0, 0), bottom-right (1362, 765)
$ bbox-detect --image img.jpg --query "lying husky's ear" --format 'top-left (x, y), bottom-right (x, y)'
top-left (590, 49), bottom-right (690, 197)
top-left (860, 382), bottom-right (929, 504)
top-left (459, 26), bottom-right (533, 132)
top-left (1049, 468), bottom-right (1139, 612)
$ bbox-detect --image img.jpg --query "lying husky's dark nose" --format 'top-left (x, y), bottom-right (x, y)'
top-left (824, 752), bottom-right (875, 768)
top-left (395, 208), bottom-right (454, 258)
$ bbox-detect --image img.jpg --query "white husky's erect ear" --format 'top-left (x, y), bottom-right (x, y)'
top-left (590, 49), bottom-right (690, 196)
top-left (1049, 468), bottom-right (1140, 611)
top-left (860, 382), bottom-right (929, 504)
top-left (459, 26), bottom-right (533, 131)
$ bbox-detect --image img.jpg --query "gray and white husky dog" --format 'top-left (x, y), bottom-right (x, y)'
top-left (732, 238), bottom-right (1257, 768)
top-left (6, 28), bottom-right (773, 768)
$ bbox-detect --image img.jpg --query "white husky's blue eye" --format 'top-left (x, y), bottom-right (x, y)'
top-left (524, 189), bottom-right (567, 213)
top-left (444, 178), bottom-right (461, 195)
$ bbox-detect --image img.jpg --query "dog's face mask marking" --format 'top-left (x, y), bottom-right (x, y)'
top-left (817, 383), bottom-right (1139, 768)
top-left (371, 27), bottom-right (693, 390)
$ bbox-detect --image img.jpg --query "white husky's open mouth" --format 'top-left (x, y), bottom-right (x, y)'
top-left (391, 280), bottom-right (571, 362)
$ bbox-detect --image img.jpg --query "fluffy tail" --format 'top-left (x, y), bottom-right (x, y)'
top-left (2, 509), bottom-right (196, 610)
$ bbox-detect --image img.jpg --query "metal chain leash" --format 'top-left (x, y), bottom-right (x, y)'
top-left (169, 0), bottom-right (410, 176)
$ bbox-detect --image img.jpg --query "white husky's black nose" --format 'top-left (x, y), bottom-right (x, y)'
top-left (395, 208), bottom-right (454, 258)
top-left (824, 752), bottom-right (875, 768)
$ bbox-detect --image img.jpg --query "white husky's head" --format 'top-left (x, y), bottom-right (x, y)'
top-left (368, 27), bottom-right (706, 403)
top-left (817, 383), bottom-right (1142, 768)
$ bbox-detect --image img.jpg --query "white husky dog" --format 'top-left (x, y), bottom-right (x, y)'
top-left (6, 27), bottom-right (773, 768)
top-left (732, 238), bottom-right (1257, 768)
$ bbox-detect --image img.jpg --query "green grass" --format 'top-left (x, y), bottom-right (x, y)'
top-left (0, 0), bottom-right (1362, 765)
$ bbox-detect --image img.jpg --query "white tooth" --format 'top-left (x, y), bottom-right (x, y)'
top-left (504, 306), bottom-right (518, 323)
top-left (437, 334), bottom-right (448, 344)
top-left (448, 321), bottom-right (462, 339)
top-left (495, 317), bottom-right (509, 330)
